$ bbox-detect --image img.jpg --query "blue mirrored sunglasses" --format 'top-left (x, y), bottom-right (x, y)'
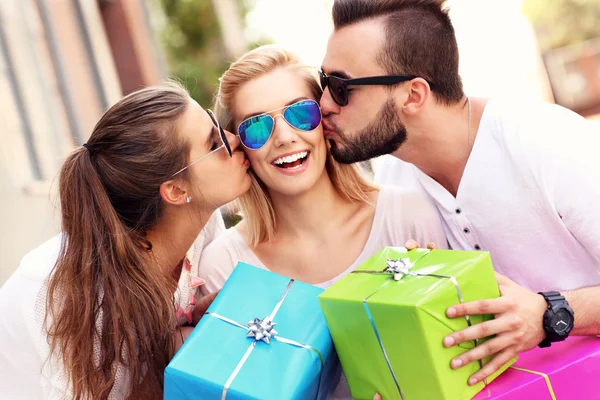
top-left (237, 99), bottom-right (322, 150)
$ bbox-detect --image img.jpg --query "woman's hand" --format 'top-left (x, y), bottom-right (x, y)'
top-left (192, 290), bottom-right (219, 326)
top-left (172, 291), bottom-right (220, 356)
top-left (172, 326), bottom-right (194, 356)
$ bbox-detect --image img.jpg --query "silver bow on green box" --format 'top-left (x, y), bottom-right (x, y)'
top-left (352, 250), bottom-right (484, 400)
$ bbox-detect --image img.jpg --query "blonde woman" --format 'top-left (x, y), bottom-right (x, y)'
top-left (195, 45), bottom-right (446, 397)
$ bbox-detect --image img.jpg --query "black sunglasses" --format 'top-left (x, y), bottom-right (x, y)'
top-left (319, 70), bottom-right (436, 107)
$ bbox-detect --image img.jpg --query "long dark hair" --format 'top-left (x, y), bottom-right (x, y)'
top-left (46, 83), bottom-right (191, 399)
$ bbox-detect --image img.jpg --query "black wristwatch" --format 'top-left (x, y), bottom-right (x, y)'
top-left (537, 291), bottom-right (574, 348)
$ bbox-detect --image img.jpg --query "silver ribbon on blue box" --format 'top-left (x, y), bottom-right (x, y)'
top-left (164, 262), bottom-right (340, 400)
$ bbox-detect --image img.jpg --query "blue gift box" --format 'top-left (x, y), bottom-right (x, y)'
top-left (164, 262), bottom-right (341, 400)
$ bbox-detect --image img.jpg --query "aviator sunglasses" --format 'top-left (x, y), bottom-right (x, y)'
top-left (319, 69), bottom-right (436, 107)
top-left (237, 99), bottom-right (322, 150)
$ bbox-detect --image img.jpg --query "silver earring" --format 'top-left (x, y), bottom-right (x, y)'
top-left (186, 196), bottom-right (192, 204)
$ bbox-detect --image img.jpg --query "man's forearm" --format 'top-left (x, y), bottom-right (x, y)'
top-left (564, 285), bottom-right (600, 335)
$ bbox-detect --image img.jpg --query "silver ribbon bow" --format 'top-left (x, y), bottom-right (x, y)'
top-left (352, 249), bottom-right (485, 400)
top-left (205, 279), bottom-right (324, 400)
top-left (246, 317), bottom-right (278, 344)
top-left (384, 258), bottom-right (413, 280)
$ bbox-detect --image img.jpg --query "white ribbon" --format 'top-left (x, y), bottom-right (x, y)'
top-left (204, 279), bottom-right (324, 399)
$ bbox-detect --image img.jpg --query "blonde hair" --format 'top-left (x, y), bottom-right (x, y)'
top-left (214, 44), bottom-right (377, 246)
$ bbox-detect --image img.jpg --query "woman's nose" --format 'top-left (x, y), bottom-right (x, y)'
top-left (224, 130), bottom-right (241, 151)
top-left (271, 115), bottom-right (298, 147)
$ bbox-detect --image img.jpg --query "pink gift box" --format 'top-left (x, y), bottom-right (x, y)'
top-left (473, 336), bottom-right (600, 399)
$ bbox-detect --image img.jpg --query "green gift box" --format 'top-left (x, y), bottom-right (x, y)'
top-left (318, 247), bottom-right (515, 400)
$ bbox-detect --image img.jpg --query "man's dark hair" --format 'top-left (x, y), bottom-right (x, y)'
top-left (332, 0), bottom-right (463, 105)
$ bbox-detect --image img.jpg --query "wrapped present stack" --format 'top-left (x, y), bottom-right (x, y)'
top-left (318, 247), bottom-right (515, 400)
top-left (165, 262), bottom-right (340, 400)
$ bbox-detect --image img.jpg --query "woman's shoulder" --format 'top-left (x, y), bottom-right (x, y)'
top-left (14, 234), bottom-right (64, 282)
top-left (0, 236), bottom-right (63, 365)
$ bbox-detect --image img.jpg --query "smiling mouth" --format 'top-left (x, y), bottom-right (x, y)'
top-left (272, 151), bottom-right (309, 169)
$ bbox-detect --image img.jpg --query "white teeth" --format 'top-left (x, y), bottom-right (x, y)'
top-left (273, 151), bottom-right (308, 165)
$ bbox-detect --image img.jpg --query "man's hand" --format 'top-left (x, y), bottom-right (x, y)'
top-left (192, 290), bottom-right (219, 326)
top-left (443, 273), bottom-right (547, 385)
top-left (405, 239), bottom-right (437, 250)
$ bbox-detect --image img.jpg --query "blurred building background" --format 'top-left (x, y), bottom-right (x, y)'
top-left (0, 0), bottom-right (168, 284)
top-left (1, 0), bottom-right (598, 285)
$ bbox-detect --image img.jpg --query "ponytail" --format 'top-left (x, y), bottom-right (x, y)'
top-left (46, 83), bottom-right (190, 399)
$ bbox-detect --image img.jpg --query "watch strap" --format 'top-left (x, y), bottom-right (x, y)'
top-left (538, 291), bottom-right (565, 306)
top-left (538, 337), bottom-right (552, 348)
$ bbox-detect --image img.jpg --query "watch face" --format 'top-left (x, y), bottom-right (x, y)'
top-left (550, 309), bottom-right (574, 334)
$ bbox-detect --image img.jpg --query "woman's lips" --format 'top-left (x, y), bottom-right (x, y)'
top-left (272, 152), bottom-right (310, 176)
top-left (235, 151), bottom-right (250, 167)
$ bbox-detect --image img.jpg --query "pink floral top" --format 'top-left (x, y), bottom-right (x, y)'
top-left (174, 257), bottom-right (206, 325)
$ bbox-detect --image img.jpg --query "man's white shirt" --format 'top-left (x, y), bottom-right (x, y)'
top-left (374, 99), bottom-right (600, 292)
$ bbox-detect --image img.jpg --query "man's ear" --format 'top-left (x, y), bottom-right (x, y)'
top-left (400, 78), bottom-right (432, 116)
top-left (159, 180), bottom-right (188, 206)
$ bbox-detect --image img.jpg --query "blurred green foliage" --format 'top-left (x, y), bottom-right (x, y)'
top-left (158, 0), bottom-right (274, 227)
top-left (523, 0), bottom-right (600, 52)
top-left (159, 0), bottom-right (273, 107)
top-left (160, 0), bottom-right (235, 107)
top-left (224, 212), bottom-right (243, 229)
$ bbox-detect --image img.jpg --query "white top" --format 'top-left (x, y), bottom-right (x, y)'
top-left (198, 185), bottom-right (448, 293)
top-left (374, 99), bottom-right (600, 292)
top-left (196, 185), bottom-right (447, 400)
top-left (0, 210), bottom-right (224, 399)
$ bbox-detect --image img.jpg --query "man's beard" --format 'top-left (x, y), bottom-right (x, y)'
top-left (328, 97), bottom-right (407, 164)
